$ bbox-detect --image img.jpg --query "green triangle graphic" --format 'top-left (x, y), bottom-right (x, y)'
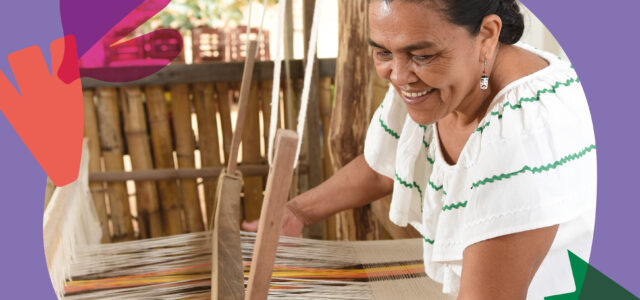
top-left (545, 251), bottom-right (639, 300)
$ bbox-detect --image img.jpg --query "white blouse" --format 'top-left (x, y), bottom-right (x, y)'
top-left (363, 44), bottom-right (597, 299)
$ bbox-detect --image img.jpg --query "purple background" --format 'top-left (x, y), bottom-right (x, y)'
top-left (520, 0), bottom-right (640, 296)
top-left (0, 0), bottom-right (638, 298)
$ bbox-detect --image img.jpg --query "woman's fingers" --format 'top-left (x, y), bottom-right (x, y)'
top-left (241, 220), bottom-right (259, 232)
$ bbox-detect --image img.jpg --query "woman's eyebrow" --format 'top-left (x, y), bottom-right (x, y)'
top-left (399, 41), bottom-right (436, 52)
top-left (368, 39), bottom-right (387, 49)
top-left (367, 39), bottom-right (436, 52)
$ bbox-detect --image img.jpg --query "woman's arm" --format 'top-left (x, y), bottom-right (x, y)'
top-left (457, 225), bottom-right (559, 300)
top-left (243, 154), bottom-right (394, 236)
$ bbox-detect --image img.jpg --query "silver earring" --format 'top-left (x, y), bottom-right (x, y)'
top-left (480, 59), bottom-right (489, 90)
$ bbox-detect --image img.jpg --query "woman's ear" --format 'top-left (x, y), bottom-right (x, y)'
top-left (477, 14), bottom-right (502, 62)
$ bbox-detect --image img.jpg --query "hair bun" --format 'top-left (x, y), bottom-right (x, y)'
top-left (496, 0), bottom-right (524, 44)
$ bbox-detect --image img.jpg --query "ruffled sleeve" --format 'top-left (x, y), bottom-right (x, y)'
top-left (431, 54), bottom-right (597, 296)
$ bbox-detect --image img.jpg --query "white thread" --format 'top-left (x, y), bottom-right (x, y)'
top-left (268, 0), bottom-right (287, 165)
top-left (294, 0), bottom-right (322, 168)
top-left (268, 0), bottom-right (322, 168)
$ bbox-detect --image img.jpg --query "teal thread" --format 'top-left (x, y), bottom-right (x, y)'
top-left (442, 201), bottom-right (468, 211)
top-left (378, 103), bottom-right (400, 139)
top-left (428, 180), bottom-right (444, 192)
top-left (471, 144), bottom-right (596, 189)
top-left (395, 172), bottom-right (424, 201)
top-left (476, 77), bottom-right (580, 134)
top-left (423, 236), bottom-right (435, 245)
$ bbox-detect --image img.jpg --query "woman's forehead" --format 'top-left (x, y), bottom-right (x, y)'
top-left (368, 1), bottom-right (462, 50)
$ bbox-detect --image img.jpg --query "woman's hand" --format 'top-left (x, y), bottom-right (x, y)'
top-left (241, 203), bottom-right (306, 237)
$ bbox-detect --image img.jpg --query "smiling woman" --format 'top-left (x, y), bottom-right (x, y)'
top-left (244, 1), bottom-right (597, 299)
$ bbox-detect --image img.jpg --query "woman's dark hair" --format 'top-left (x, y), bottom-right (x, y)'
top-left (375, 0), bottom-right (525, 45)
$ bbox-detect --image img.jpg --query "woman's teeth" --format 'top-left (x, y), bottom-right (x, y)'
top-left (401, 89), bottom-right (434, 98)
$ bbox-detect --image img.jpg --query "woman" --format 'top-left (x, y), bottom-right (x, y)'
top-left (245, 0), bottom-right (596, 299)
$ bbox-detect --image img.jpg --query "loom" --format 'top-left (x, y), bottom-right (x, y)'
top-left (44, 1), bottom-right (454, 299)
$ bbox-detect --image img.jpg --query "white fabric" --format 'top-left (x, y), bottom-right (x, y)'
top-left (363, 44), bottom-right (597, 299)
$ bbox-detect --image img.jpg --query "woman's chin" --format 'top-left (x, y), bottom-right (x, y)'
top-left (406, 110), bottom-right (437, 126)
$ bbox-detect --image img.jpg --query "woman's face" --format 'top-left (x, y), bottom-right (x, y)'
top-left (369, 0), bottom-right (484, 125)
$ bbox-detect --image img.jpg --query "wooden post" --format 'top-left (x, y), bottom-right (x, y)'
top-left (242, 81), bottom-right (264, 222)
top-left (260, 80), bottom-right (274, 157)
top-left (121, 86), bottom-right (164, 239)
top-left (145, 85), bottom-right (183, 236)
top-left (318, 78), bottom-right (337, 240)
top-left (170, 84), bottom-right (205, 232)
top-left (83, 89), bottom-right (111, 243)
top-left (245, 130), bottom-right (299, 300)
top-left (215, 82), bottom-right (233, 164)
top-left (331, 0), bottom-right (380, 241)
top-left (95, 87), bottom-right (134, 242)
top-left (193, 82), bottom-right (223, 226)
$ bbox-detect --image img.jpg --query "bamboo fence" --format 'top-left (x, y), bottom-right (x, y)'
top-left (81, 59), bottom-right (336, 242)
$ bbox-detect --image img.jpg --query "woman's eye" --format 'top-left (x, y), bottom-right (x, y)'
top-left (412, 54), bottom-right (433, 63)
top-left (375, 51), bottom-right (392, 60)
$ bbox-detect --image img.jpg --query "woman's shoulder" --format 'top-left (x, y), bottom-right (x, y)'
top-left (461, 45), bottom-right (594, 168)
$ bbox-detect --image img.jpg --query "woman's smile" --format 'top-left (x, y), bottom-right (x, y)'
top-left (399, 88), bottom-right (437, 105)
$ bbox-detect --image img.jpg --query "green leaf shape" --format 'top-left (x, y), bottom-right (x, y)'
top-left (545, 251), bottom-right (639, 300)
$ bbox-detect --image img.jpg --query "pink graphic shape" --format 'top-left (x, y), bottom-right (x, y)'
top-left (59, 0), bottom-right (182, 83)
top-left (0, 36), bottom-right (83, 187)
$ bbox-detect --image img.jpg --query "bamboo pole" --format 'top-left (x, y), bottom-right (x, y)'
top-left (170, 84), bottom-right (205, 232)
top-left (242, 81), bottom-right (263, 222)
top-left (332, 0), bottom-right (380, 241)
top-left (193, 82), bottom-right (223, 226)
top-left (83, 89), bottom-right (111, 243)
top-left (145, 85), bottom-right (183, 236)
top-left (215, 82), bottom-right (233, 164)
top-left (95, 87), bottom-right (134, 242)
top-left (121, 86), bottom-right (163, 239)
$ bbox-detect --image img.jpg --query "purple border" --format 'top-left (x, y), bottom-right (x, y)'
top-left (521, 0), bottom-right (640, 296)
top-left (0, 0), bottom-right (638, 298)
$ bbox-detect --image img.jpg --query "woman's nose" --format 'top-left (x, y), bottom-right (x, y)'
top-left (390, 59), bottom-right (418, 86)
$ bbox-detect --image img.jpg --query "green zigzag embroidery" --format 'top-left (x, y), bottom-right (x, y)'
top-left (395, 172), bottom-right (424, 201)
top-left (423, 236), bottom-right (435, 245)
top-left (442, 201), bottom-right (468, 211)
top-left (471, 144), bottom-right (596, 189)
top-left (475, 77), bottom-right (580, 134)
top-left (428, 180), bottom-right (444, 192)
top-left (378, 103), bottom-right (400, 139)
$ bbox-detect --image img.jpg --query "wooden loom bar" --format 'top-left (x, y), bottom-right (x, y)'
top-left (95, 87), bottom-right (134, 241)
top-left (88, 164), bottom-right (302, 182)
top-left (193, 82), bottom-right (223, 226)
top-left (145, 85), bottom-right (183, 236)
top-left (170, 84), bottom-right (205, 232)
top-left (80, 59), bottom-right (337, 88)
top-left (83, 89), bottom-right (111, 243)
top-left (211, 40), bottom-right (259, 300)
top-left (121, 86), bottom-right (164, 238)
top-left (245, 130), bottom-right (299, 300)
